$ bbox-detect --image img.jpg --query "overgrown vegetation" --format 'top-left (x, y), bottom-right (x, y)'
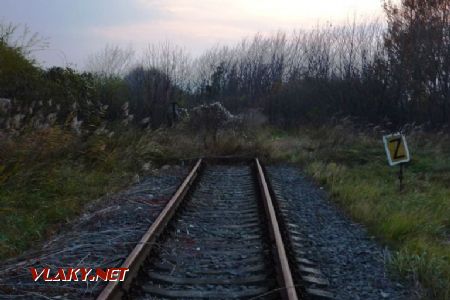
top-left (2, 124), bottom-right (448, 298)
top-left (2, 1), bottom-right (450, 132)
top-left (266, 125), bottom-right (450, 299)
top-left (0, 127), bottom-right (138, 258)
top-left (1, 0), bottom-right (449, 299)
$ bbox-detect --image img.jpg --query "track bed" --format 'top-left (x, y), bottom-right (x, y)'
top-left (129, 165), bottom-right (277, 299)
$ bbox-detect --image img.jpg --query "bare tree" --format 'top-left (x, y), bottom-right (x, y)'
top-left (142, 42), bottom-right (192, 89)
top-left (85, 44), bottom-right (135, 78)
top-left (383, 0), bottom-right (450, 124)
top-left (0, 21), bottom-right (48, 56)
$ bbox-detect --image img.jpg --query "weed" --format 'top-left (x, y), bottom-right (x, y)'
top-left (0, 124), bottom-right (448, 298)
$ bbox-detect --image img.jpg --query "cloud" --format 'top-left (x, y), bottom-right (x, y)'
top-left (11, 0), bottom-right (382, 67)
top-left (92, 0), bottom-right (383, 51)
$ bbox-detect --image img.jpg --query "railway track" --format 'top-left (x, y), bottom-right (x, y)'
top-left (97, 158), bottom-right (299, 300)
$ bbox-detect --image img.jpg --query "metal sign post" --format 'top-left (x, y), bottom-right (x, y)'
top-left (398, 163), bottom-right (404, 192)
top-left (383, 133), bottom-right (411, 192)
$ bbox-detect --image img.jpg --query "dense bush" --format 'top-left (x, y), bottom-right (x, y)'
top-left (0, 41), bottom-right (42, 101)
top-left (2, 0), bottom-right (450, 132)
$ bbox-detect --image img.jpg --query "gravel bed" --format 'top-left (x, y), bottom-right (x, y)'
top-left (0, 166), bottom-right (187, 299)
top-left (131, 165), bottom-right (277, 299)
top-left (267, 165), bottom-right (418, 300)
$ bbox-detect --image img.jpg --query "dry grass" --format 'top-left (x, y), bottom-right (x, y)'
top-left (1, 124), bottom-right (448, 299)
top-left (0, 126), bottom-right (154, 259)
top-left (262, 125), bottom-right (449, 300)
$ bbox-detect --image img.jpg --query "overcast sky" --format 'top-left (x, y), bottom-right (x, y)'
top-left (1, 0), bottom-right (384, 69)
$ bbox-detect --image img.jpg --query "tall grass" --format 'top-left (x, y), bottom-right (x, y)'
top-left (0, 124), bottom-right (268, 259)
top-left (0, 126), bottom-right (170, 258)
top-left (1, 124), bottom-right (448, 298)
top-left (144, 124), bottom-right (450, 299)
top-left (266, 125), bottom-right (449, 299)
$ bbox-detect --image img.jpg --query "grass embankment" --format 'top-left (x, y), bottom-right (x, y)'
top-left (1, 125), bottom-right (448, 299)
top-left (265, 126), bottom-right (449, 299)
top-left (0, 126), bottom-right (264, 260)
top-left (0, 127), bottom-right (171, 259)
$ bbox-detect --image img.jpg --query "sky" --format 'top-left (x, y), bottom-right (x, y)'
top-left (1, 0), bottom-right (384, 69)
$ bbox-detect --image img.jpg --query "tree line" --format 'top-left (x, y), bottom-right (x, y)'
top-left (1, 0), bottom-right (449, 132)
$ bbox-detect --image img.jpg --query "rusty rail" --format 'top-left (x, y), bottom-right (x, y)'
top-left (97, 159), bottom-right (203, 300)
top-left (255, 158), bottom-right (299, 300)
top-left (97, 157), bottom-right (298, 300)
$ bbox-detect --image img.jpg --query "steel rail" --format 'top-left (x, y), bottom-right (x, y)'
top-left (97, 157), bottom-right (298, 300)
top-left (97, 158), bottom-right (203, 300)
top-left (255, 158), bottom-right (299, 300)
